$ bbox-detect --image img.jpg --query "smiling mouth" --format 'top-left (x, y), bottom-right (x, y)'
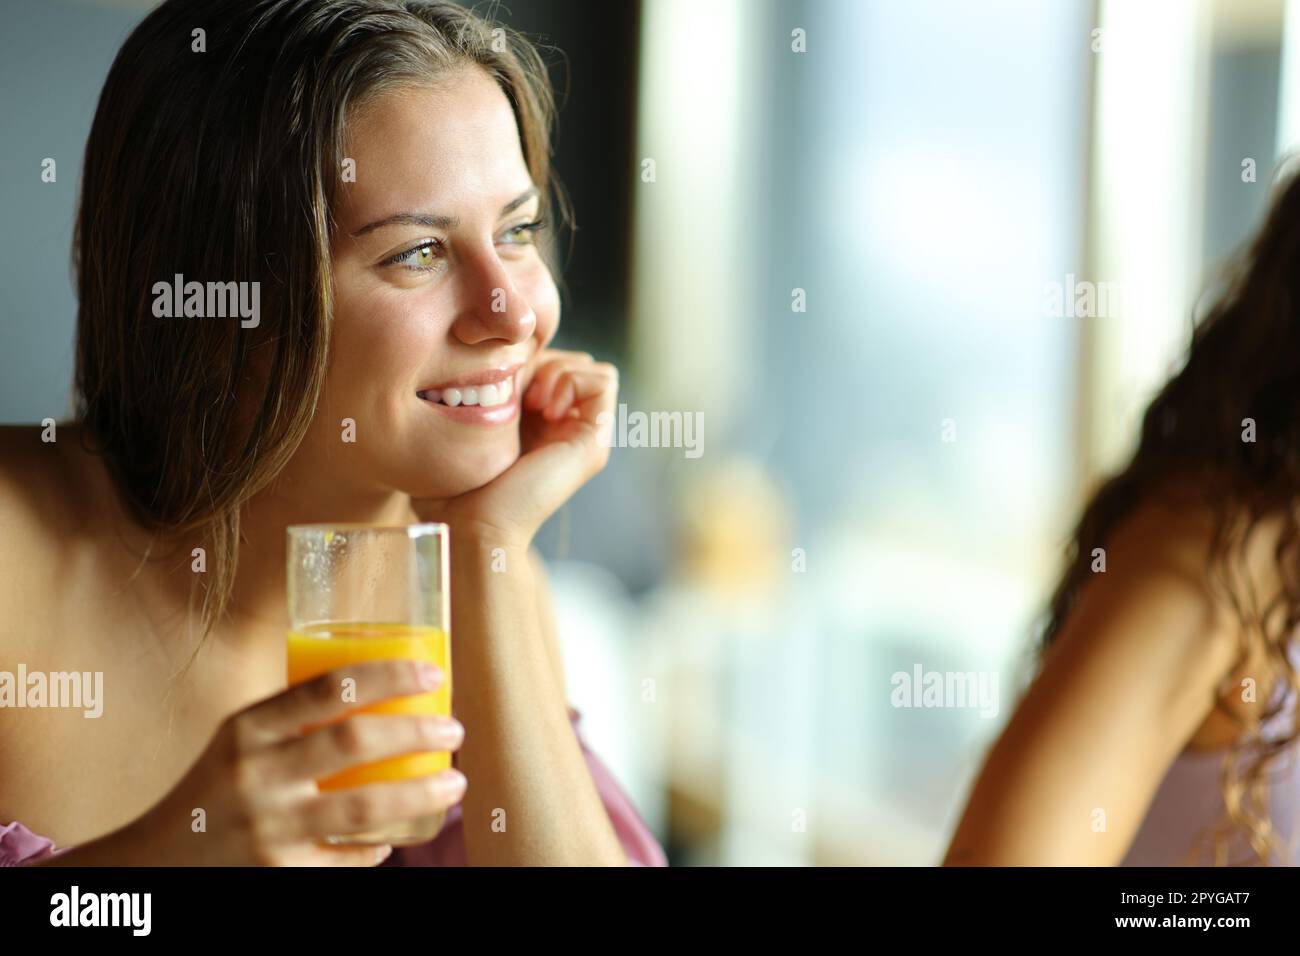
top-left (417, 377), bottom-right (513, 408)
top-left (415, 364), bottom-right (522, 409)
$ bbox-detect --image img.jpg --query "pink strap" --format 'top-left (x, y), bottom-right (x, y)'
top-left (0, 820), bottom-right (67, 867)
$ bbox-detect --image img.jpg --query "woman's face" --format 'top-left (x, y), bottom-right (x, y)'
top-left (313, 66), bottom-right (559, 501)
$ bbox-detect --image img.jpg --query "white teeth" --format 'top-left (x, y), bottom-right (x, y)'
top-left (422, 374), bottom-right (515, 407)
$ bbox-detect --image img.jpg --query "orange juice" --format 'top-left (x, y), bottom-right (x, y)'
top-left (286, 622), bottom-right (451, 790)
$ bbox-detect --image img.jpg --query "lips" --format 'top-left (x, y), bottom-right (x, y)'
top-left (416, 362), bottom-right (524, 424)
top-left (416, 363), bottom-right (522, 408)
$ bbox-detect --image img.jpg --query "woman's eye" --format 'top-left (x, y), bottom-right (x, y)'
top-left (385, 239), bottom-right (444, 272)
top-left (500, 218), bottom-right (546, 244)
top-left (382, 221), bottom-right (544, 274)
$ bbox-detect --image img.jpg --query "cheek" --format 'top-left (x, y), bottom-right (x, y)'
top-left (519, 261), bottom-right (560, 342)
top-left (328, 288), bottom-right (440, 402)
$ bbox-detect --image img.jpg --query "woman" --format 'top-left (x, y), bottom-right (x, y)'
top-left (0, 0), bottom-right (665, 866)
top-left (945, 168), bottom-right (1300, 866)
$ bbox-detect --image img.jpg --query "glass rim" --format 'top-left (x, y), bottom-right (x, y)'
top-left (287, 522), bottom-right (448, 537)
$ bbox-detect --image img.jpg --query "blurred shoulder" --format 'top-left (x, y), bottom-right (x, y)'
top-left (1101, 471), bottom-right (1225, 574)
top-left (1096, 469), bottom-right (1291, 746)
top-left (1099, 469), bottom-right (1285, 597)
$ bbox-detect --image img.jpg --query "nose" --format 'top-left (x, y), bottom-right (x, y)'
top-left (450, 245), bottom-right (537, 346)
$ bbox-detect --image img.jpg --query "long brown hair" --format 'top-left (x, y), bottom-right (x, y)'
top-left (1042, 165), bottom-right (1300, 864)
top-left (73, 0), bottom-right (571, 662)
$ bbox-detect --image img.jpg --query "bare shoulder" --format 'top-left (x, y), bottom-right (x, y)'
top-left (1056, 481), bottom-right (1235, 695)
top-left (1098, 472), bottom-right (1232, 591)
top-left (0, 424), bottom-right (105, 625)
top-left (0, 424), bottom-right (81, 548)
top-left (1142, 474), bottom-right (1294, 746)
top-left (1066, 470), bottom-right (1287, 743)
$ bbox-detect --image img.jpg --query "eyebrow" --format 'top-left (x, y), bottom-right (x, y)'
top-left (349, 186), bottom-right (539, 238)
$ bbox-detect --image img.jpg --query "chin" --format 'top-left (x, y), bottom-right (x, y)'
top-left (395, 435), bottom-right (521, 499)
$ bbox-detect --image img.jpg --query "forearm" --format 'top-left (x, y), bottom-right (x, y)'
top-left (449, 535), bottom-right (626, 866)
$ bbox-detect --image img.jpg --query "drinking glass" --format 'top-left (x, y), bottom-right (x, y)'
top-left (286, 523), bottom-right (451, 846)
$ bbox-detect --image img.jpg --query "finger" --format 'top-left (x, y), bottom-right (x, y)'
top-left (545, 375), bottom-right (576, 420)
top-left (524, 357), bottom-right (574, 411)
top-left (254, 714), bottom-right (464, 786)
top-left (289, 771), bottom-right (467, 841)
top-left (240, 659), bottom-right (443, 747)
top-left (544, 366), bottom-right (618, 424)
top-left (525, 352), bottom-right (594, 411)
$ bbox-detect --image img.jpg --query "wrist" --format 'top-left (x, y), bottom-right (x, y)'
top-left (449, 534), bottom-right (536, 588)
top-left (447, 521), bottom-right (533, 559)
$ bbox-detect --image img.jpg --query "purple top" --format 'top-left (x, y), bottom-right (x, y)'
top-left (2, 706), bottom-right (667, 867)
top-left (1122, 663), bottom-right (1300, 866)
top-left (1120, 742), bottom-right (1299, 865)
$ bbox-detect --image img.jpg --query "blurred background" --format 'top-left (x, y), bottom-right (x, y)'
top-left (1, 0), bottom-right (1296, 864)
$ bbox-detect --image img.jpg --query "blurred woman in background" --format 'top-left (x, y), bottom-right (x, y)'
top-left (946, 166), bottom-right (1300, 866)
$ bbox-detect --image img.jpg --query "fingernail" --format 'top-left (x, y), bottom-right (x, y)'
top-left (375, 844), bottom-right (393, 862)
